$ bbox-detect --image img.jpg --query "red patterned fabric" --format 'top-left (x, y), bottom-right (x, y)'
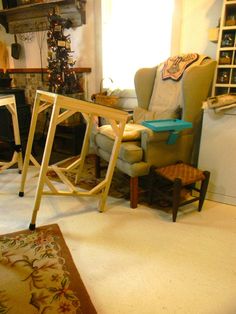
top-left (162, 53), bottom-right (199, 81)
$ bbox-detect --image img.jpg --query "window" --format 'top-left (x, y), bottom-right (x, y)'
top-left (101, 0), bottom-right (175, 89)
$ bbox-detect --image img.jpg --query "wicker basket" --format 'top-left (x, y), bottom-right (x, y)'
top-left (95, 94), bottom-right (119, 107)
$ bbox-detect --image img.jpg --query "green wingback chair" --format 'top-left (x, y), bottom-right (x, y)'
top-left (92, 54), bottom-right (216, 208)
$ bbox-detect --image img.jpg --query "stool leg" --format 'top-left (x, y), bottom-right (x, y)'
top-left (172, 178), bottom-right (182, 222)
top-left (198, 171), bottom-right (210, 212)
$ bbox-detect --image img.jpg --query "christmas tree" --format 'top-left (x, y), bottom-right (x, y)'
top-left (47, 7), bottom-right (78, 94)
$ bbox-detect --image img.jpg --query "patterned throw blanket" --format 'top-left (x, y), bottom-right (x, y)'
top-left (162, 53), bottom-right (199, 81)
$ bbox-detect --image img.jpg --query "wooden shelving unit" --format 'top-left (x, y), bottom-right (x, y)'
top-left (213, 0), bottom-right (236, 95)
top-left (0, 0), bottom-right (86, 33)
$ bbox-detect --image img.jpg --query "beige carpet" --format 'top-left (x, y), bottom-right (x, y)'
top-left (0, 224), bottom-right (96, 314)
top-left (0, 168), bottom-right (236, 313)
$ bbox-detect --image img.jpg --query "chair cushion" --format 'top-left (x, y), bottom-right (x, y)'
top-left (99, 123), bottom-right (147, 141)
top-left (93, 132), bottom-right (143, 163)
top-left (119, 142), bottom-right (143, 163)
top-left (98, 148), bottom-right (149, 177)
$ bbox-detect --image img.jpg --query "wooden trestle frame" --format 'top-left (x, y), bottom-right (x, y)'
top-left (19, 90), bottom-right (128, 230)
top-left (0, 95), bottom-right (23, 173)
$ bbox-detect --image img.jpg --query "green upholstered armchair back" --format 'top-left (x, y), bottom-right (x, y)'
top-left (134, 57), bottom-right (216, 125)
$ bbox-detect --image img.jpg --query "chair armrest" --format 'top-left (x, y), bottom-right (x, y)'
top-left (139, 128), bottom-right (194, 166)
top-left (140, 127), bottom-right (193, 144)
top-left (140, 128), bottom-right (171, 149)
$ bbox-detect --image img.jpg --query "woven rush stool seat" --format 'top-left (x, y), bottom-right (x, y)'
top-left (157, 163), bottom-right (206, 185)
top-left (149, 162), bottom-right (210, 222)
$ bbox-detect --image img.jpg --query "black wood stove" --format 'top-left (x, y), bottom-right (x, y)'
top-left (0, 88), bottom-right (31, 154)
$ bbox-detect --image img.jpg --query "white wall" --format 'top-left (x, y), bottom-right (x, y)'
top-left (180, 0), bottom-right (222, 59)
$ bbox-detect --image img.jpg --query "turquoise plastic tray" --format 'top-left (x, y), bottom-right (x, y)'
top-left (142, 119), bottom-right (192, 132)
top-left (142, 119), bottom-right (192, 144)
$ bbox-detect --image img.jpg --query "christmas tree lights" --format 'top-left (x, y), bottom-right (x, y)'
top-left (47, 7), bottom-right (78, 94)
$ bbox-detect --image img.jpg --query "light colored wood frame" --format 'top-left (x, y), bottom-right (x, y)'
top-left (0, 95), bottom-right (23, 173)
top-left (19, 90), bottom-right (128, 230)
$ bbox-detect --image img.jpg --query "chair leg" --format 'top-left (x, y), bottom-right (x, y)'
top-left (148, 166), bottom-right (156, 205)
top-left (95, 155), bottom-right (101, 178)
top-left (172, 178), bottom-right (182, 222)
top-left (130, 176), bottom-right (138, 208)
top-left (198, 171), bottom-right (210, 211)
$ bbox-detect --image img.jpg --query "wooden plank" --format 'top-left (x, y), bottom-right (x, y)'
top-left (3, 67), bottom-right (91, 73)
top-left (7, 4), bottom-right (82, 21)
top-left (0, 0), bottom-right (86, 34)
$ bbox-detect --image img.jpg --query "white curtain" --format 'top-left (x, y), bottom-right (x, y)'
top-left (101, 0), bottom-right (175, 90)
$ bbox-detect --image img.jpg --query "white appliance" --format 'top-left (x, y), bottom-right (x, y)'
top-left (198, 107), bottom-right (236, 205)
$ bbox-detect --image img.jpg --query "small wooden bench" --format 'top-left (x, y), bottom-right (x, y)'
top-left (149, 162), bottom-right (210, 222)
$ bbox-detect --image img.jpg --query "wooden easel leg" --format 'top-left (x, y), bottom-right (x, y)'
top-left (98, 121), bottom-right (126, 212)
top-left (10, 103), bottom-right (23, 173)
top-left (19, 96), bottom-right (42, 197)
top-left (29, 102), bottom-right (60, 230)
top-left (14, 145), bottom-right (23, 173)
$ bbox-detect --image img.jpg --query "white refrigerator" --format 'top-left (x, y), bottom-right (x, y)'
top-left (198, 107), bottom-right (236, 205)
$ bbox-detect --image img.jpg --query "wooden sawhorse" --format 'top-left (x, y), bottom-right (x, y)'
top-left (0, 95), bottom-right (23, 173)
top-left (19, 90), bottom-right (128, 230)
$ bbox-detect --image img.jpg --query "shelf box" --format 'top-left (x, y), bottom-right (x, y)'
top-left (221, 29), bottom-right (236, 47)
top-left (216, 68), bottom-right (231, 84)
top-left (215, 87), bottom-right (229, 96)
top-left (225, 2), bottom-right (236, 26)
top-left (219, 50), bottom-right (233, 64)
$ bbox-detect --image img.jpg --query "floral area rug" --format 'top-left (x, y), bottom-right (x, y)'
top-left (0, 224), bottom-right (96, 314)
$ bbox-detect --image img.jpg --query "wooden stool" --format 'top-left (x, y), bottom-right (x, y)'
top-left (149, 162), bottom-right (210, 222)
